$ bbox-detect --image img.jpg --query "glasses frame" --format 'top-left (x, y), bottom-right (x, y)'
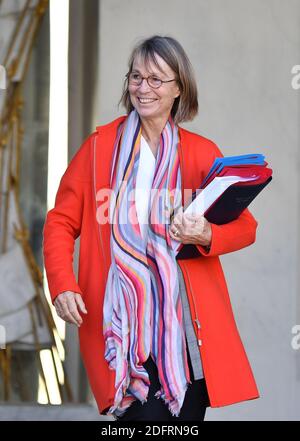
top-left (126, 72), bottom-right (177, 89)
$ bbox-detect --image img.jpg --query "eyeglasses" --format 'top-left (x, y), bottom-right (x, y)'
top-left (126, 72), bottom-right (177, 89)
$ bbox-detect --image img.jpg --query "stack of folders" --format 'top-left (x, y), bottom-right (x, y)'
top-left (172, 153), bottom-right (273, 254)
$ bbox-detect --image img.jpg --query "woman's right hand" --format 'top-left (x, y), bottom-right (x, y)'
top-left (53, 291), bottom-right (87, 327)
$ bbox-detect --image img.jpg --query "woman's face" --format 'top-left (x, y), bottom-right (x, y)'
top-left (128, 53), bottom-right (180, 122)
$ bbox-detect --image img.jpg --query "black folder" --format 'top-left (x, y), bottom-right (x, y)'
top-left (203, 175), bottom-right (273, 225)
top-left (176, 176), bottom-right (272, 259)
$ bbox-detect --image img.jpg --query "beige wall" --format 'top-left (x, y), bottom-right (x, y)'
top-left (93, 0), bottom-right (300, 420)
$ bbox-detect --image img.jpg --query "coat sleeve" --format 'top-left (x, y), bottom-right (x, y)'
top-left (42, 134), bottom-right (94, 304)
top-left (196, 143), bottom-right (258, 257)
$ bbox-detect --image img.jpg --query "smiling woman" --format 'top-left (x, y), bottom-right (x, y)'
top-left (123, 53), bottom-right (180, 157)
top-left (43, 35), bottom-right (260, 422)
top-left (119, 36), bottom-right (198, 156)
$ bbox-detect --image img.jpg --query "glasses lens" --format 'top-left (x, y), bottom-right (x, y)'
top-left (129, 73), bottom-right (141, 85)
top-left (148, 76), bottom-right (162, 88)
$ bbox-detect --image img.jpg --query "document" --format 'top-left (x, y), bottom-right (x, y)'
top-left (170, 153), bottom-right (273, 254)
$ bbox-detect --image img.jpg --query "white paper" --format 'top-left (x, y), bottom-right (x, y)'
top-left (171, 175), bottom-right (258, 253)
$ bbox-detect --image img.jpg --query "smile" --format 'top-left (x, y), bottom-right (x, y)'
top-left (138, 98), bottom-right (157, 104)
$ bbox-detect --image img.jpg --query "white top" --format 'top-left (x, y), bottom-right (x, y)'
top-left (135, 135), bottom-right (156, 241)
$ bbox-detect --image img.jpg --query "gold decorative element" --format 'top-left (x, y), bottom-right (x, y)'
top-left (0, 0), bottom-right (73, 404)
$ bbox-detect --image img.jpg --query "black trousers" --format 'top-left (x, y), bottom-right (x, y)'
top-left (115, 343), bottom-right (210, 422)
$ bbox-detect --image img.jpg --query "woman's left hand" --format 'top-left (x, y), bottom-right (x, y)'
top-left (169, 207), bottom-right (212, 247)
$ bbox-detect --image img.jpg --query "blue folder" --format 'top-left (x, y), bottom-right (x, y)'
top-left (200, 154), bottom-right (266, 188)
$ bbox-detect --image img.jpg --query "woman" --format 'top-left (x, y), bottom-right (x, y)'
top-left (43, 35), bottom-right (260, 421)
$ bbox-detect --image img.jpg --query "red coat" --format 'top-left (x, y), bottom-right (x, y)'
top-left (43, 115), bottom-right (260, 414)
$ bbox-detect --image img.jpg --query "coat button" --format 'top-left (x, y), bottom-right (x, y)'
top-left (194, 318), bottom-right (201, 329)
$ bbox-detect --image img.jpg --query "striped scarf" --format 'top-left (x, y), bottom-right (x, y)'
top-left (103, 110), bottom-right (191, 418)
